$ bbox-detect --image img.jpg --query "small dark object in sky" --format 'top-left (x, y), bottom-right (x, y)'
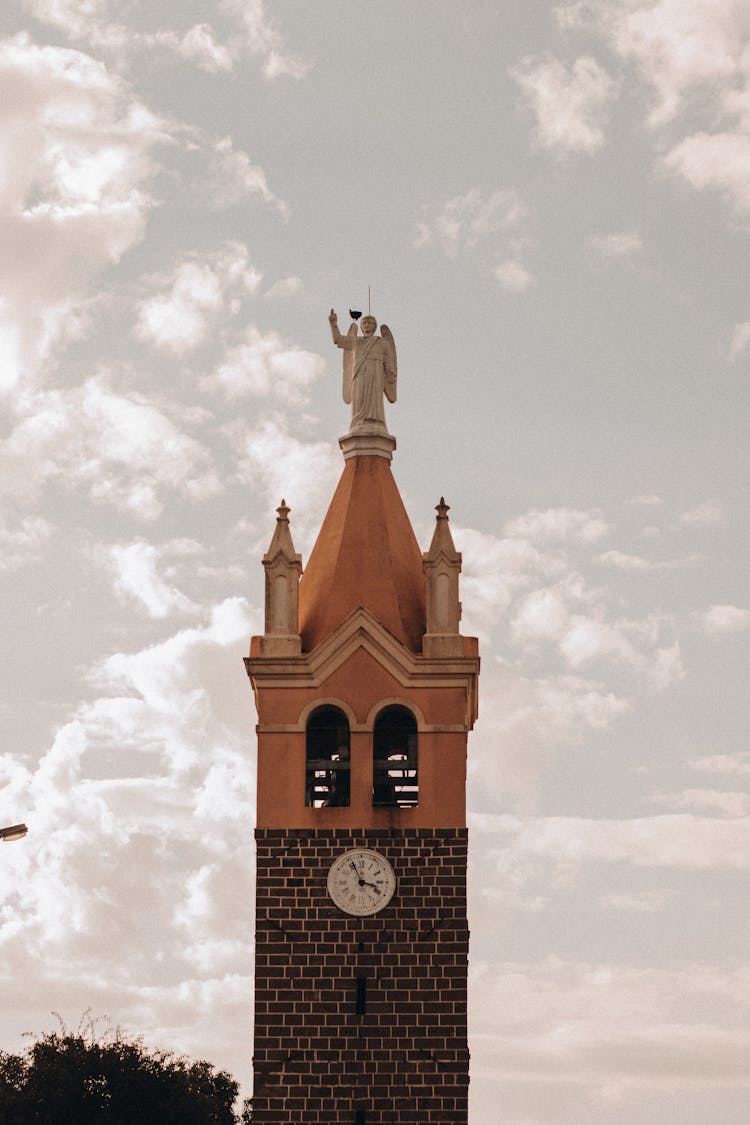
top-left (349, 309), bottom-right (362, 320)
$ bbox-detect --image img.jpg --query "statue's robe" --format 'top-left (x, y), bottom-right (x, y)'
top-left (337, 330), bottom-right (397, 432)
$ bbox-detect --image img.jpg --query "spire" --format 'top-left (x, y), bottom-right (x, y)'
top-left (298, 457), bottom-right (426, 653)
top-left (259, 499), bottom-right (302, 656)
top-left (422, 496), bottom-right (463, 657)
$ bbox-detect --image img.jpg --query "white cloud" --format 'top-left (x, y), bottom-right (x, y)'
top-left (504, 507), bottom-right (609, 544)
top-left (208, 135), bottom-right (287, 212)
top-left (678, 499), bottom-right (725, 527)
top-left (469, 956), bottom-right (750, 1090)
top-left (696, 604), bottom-right (750, 635)
top-left (230, 415), bottom-right (341, 550)
top-left (511, 587), bottom-right (572, 643)
top-left (629, 494), bottom-right (664, 507)
top-left (0, 511), bottom-right (52, 572)
top-left (468, 662), bottom-right (628, 811)
top-left (495, 259), bottom-right (535, 291)
top-left (135, 242), bottom-right (262, 353)
top-left (556, 0), bottom-right (747, 126)
top-left (691, 753), bottom-right (750, 777)
top-left (96, 598), bottom-right (254, 723)
top-left (0, 596), bottom-right (257, 1087)
top-left (596, 549), bottom-right (653, 571)
top-left (663, 131), bottom-right (750, 213)
top-left (174, 24), bottom-right (233, 73)
top-left (649, 789), bottom-right (750, 818)
top-left (415, 188), bottom-right (528, 257)
top-left (0, 34), bottom-right (165, 389)
top-left (587, 230), bottom-right (643, 257)
top-left (559, 616), bottom-right (683, 689)
top-left (556, 1), bottom-right (750, 216)
top-left (111, 542), bottom-right (198, 618)
top-left (0, 378), bottom-right (220, 519)
top-left (596, 549), bottom-right (698, 572)
top-left (207, 325), bottom-right (325, 403)
top-left (729, 321), bottom-right (750, 360)
top-left (512, 53), bottom-right (617, 156)
top-left (22, 1), bottom-right (129, 54)
top-left (600, 890), bottom-right (672, 912)
top-left (474, 811), bottom-right (750, 872)
top-left (264, 276), bottom-right (303, 299)
top-left (25, 0), bottom-right (306, 82)
top-left (222, 0), bottom-right (308, 80)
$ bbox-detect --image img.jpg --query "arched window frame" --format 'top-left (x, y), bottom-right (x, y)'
top-left (372, 704), bottom-right (418, 809)
top-left (305, 705), bottom-right (351, 808)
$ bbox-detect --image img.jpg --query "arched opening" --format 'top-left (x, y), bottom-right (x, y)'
top-left (305, 706), bottom-right (350, 808)
top-left (372, 705), bottom-right (418, 808)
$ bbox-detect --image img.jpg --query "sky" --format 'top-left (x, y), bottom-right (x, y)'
top-left (0, 1), bottom-right (749, 1121)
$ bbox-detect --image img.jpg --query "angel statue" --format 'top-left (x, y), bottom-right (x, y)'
top-left (328, 309), bottom-right (397, 433)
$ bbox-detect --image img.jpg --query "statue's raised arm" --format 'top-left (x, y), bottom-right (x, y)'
top-left (329, 308), bottom-right (397, 434)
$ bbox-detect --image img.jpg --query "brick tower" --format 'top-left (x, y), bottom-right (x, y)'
top-left (246, 323), bottom-right (479, 1123)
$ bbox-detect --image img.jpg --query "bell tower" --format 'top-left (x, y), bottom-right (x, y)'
top-left (246, 312), bottom-right (479, 1123)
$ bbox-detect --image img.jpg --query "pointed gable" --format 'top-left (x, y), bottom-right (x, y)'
top-left (298, 454), bottom-right (426, 653)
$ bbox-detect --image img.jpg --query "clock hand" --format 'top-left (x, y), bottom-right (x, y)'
top-left (360, 880), bottom-right (381, 894)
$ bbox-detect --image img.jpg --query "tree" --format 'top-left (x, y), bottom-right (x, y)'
top-left (0, 1017), bottom-right (241, 1125)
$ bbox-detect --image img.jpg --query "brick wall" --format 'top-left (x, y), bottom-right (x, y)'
top-left (252, 827), bottom-right (470, 1123)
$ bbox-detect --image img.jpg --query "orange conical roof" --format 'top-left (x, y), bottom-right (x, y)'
top-left (298, 455), bottom-right (426, 653)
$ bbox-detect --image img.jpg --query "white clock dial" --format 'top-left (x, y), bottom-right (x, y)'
top-left (327, 848), bottom-right (396, 916)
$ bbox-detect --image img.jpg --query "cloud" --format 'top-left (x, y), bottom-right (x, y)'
top-left (512, 52), bottom-right (617, 156)
top-left (695, 604), bottom-right (750, 635)
top-left (587, 230), bottom-right (643, 257)
top-left (206, 326), bottom-right (325, 403)
top-left (556, 0), bottom-right (747, 126)
top-left (229, 415), bottom-right (341, 550)
top-left (469, 956), bottom-right (750, 1092)
top-left (600, 890), bottom-right (672, 912)
top-left (135, 242), bottom-right (262, 353)
top-left (555, 1), bottom-right (750, 215)
top-left (110, 542), bottom-right (199, 618)
top-left (0, 511), bottom-right (52, 572)
top-left (559, 617), bottom-right (683, 689)
top-left (415, 188), bottom-right (528, 257)
top-left (629, 494), bottom-right (664, 508)
top-left (495, 259), bottom-right (535, 291)
top-left (504, 507), bottom-right (609, 545)
top-left (0, 33), bottom-right (165, 389)
top-left (0, 596), bottom-right (257, 1084)
top-left (596, 549), bottom-right (698, 572)
top-left (690, 753), bottom-right (750, 777)
top-left (648, 789), bottom-right (750, 818)
top-left (172, 24), bottom-right (233, 73)
top-left (22, 0), bottom-right (130, 54)
top-left (264, 276), bottom-right (303, 299)
top-left (207, 136), bottom-right (287, 212)
top-left (221, 0), bottom-right (308, 80)
top-left (729, 321), bottom-right (750, 360)
top-left (678, 500), bottom-right (725, 528)
top-left (0, 377), bottom-right (220, 520)
top-left (474, 811), bottom-right (750, 872)
top-left (468, 661), bottom-right (628, 812)
top-left (25, 0), bottom-right (307, 81)
top-left (663, 131), bottom-right (750, 213)
top-left (458, 512), bottom-right (683, 700)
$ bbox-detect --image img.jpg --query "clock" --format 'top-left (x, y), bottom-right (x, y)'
top-left (327, 848), bottom-right (396, 916)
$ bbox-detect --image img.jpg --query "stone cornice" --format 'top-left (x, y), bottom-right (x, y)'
top-left (247, 606), bottom-right (479, 729)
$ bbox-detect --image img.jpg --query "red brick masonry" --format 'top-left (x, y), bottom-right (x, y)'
top-left (252, 827), bottom-right (470, 1124)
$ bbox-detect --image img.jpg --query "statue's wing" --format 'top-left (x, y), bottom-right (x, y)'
top-left (342, 322), bottom-right (357, 404)
top-left (381, 324), bottom-right (397, 403)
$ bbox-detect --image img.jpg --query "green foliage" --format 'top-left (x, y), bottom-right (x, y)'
top-left (0, 1018), bottom-right (241, 1125)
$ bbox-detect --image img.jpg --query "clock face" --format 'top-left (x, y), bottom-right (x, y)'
top-left (327, 848), bottom-right (396, 916)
